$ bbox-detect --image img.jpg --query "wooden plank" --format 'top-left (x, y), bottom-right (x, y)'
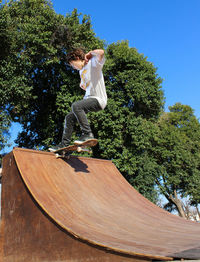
top-left (1, 151), bottom-right (151, 262)
top-left (1, 147), bottom-right (200, 260)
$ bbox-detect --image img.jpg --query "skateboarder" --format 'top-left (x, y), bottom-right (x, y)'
top-left (49, 47), bottom-right (107, 152)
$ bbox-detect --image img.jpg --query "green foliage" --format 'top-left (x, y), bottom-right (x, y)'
top-left (0, 0), bottom-right (166, 203)
top-left (104, 41), bottom-right (164, 119)
top-left (0, 0), bottom-right (104, 148)
top-left (0, 110), bottom-right (11, 164)
top-left (89, 41), bottom-right (164, 202)
top-left (1, 0), bottom-right (199, 211)
top-left (153, 103), bottom-right (200, 207)
top-left (0, 110), bottom-right (11, 148)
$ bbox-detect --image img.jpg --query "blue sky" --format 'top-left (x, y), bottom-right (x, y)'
top-left (1, 0), bottom-right (200, 153)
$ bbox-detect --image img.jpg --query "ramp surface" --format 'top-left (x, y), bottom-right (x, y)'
top-left (3, 148), bottom-right (200, 260)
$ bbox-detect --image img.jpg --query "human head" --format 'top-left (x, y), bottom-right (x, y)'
top-left (66, 48), bottom-right (86, 70)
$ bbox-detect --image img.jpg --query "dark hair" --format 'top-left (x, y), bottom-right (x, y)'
top-left (66, 48), bottom-right (86, 63)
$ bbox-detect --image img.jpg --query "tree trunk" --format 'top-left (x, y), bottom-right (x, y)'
top-left (169, 190), bottom-right (186, 219)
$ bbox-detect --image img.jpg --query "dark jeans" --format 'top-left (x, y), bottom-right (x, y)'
top-left (62, 98), bottom-right (101, 145)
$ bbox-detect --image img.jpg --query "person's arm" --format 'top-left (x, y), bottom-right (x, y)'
top-left (80, 82), bottom-right (86, 90)
top-left (85, 49), bottom-right (104, 63)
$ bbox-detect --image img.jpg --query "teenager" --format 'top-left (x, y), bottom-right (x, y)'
top-left (49, 48), bottom-right (107, 151)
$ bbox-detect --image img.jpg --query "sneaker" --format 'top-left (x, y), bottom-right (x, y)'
top-left (74, 133), bottom-right (94, 145)
top-left (48, 142), bottom-right (69, 152)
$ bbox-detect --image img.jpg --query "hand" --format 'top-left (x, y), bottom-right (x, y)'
top-left (80, 82), bottom-right (86, 90)
top-left (85, 52), bottom-right (92, 64)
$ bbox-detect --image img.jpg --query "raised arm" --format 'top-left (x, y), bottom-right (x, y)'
top-left (85, 49), bottom-right (104, 63)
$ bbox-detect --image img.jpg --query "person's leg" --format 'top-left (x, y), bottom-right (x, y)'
top-left (48, 112), bottom-right (77, 152)
top-left (72, 98), bottom-right (101, 142)
top-left (62, 111), bottom-right (77, 146)
top-left (49, 98), bottom-right (101, 151)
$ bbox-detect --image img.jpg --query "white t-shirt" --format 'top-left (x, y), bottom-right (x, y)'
top-left (79, 55), bottom-right (107, 109)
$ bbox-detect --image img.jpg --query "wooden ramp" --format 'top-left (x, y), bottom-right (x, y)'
top-left (1, 148), bottom-right (200, 262)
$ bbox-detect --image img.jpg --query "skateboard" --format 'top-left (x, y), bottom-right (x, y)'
top-left (54, 139), bottom-right (98, 158)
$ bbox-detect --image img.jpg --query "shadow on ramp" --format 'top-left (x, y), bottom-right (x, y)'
top-left (62, 156), bottom-right (90, 173)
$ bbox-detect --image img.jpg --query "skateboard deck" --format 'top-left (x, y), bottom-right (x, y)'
top-left (54, 139), bottom-right (98, 158)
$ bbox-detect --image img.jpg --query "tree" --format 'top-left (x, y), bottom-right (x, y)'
top-left (1, 1), bottom-right (165, 203)
top-left (153, 103), bottom-right (200, 217)
top-left (0, 0), bottom-right (64, 148)
top-left (0, 0), bottom-right (12, 157)
top-left (0, 111), bottom-right (11, 165)
top-left (0, 0), bottom-right (104, 148)
top-left (89, 41), bottom-right (164, 202)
